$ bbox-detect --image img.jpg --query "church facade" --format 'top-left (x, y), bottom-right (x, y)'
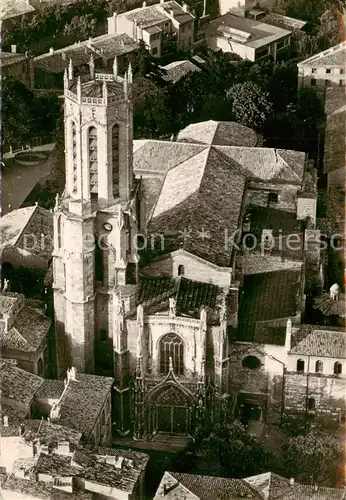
top-left (53, 64), bottom-right (334, 442)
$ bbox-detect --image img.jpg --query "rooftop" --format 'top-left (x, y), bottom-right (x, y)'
top-left (134, 276), bottom-right (224, 322)
top-left (35, 378), bottom-right (65, 400)
top-left (0, 52), bottom-right (28, 68)
top-left (50, 372), bottom-right (114, 439)
top-left (176, 120), bottom-right (260, 147)
top-left (262, 13), bottom-right (307, 31)
top-left (161, 59), bottom-right (201, 83)
top-left (313, 292), bottom-right (346, 317)
top-left (2, 473), bottom-right (92, 500)
top-left (22, 419), bottom-right (82, 448)
top-left (0, 402), bottom-right (28, 437)
top-left (155, 471), bottom-right (262, 499)
top-left (0, 358), bottom-right (44, 406)
top-left (237, 269), bottom-right (302, 342)
top-left (149, 146), bottom-right (246, 266)
top-left (34, 33), bottom-right (139, 73)
top-left (0, 304), bottom-right (51, 353)
top-left (298, 41), bottom-right (346, 67)
top-left (203, 13), bottom-right (291, 50)
top-left (0, 0), bottom-right (35, 21)
top-left (0, 205), bottom-right (53, 261)
top-left (122, 1), bottom-right (194, 28)
top-left (290, 325), bottom-right (346, 358)
top-left (32, 447), bottom-right (149, 493)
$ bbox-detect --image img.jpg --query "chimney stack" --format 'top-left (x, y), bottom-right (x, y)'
top-left (108, 12), bottom-right (117, 35)
top-left (142, 0), bottom-right (146, 6)
top-left (11, 45), bottom-right (17, 53)
top-left (170, 8), bottom-right (174, 16)
top-left (182, 2), bottom-right (188, 12)
top-left (49, 47), bottom-right (54, 55)
top-left (3, 416), bottom-right (8, 427)
top-left (289, 478), bottom-right (295, 486)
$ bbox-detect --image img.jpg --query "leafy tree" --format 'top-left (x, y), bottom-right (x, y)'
top-left (283, 432), bottom-right (342, 486)
top-left (227, 81), bottom-right (273, 130)
top-left (132, 77), bottom-right (172, 138)
top-left (295, 33), bottom-right (319, 59)
top-left (63, 14), bottom-right (97, 40)
top-left (317, 9), bottom-right (343, 49)
top-left (195, 422), bottom-right (271, 478)
top-left (2, 79), bottom-right (34, 148)
top-left (285, 0), bottom-right (343, 24)
top-left (131, 40), bottom-right (166, 83)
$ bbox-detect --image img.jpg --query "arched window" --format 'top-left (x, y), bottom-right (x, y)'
top-left (297, 359), bottom-right (305, 372)
top-left (89, 127), bottom-right (98, 194)
top-left (37, 358), bottom-right (43, 377)
top-left (178, 265), bottom-right (185, 276)
top-left (315, 360), bottom-right (323, 373)
top-left (334, 362), bottom-right (342, 375)
top-left (72, 122), bottom-right (78, 194)
top-left (159, 333), bottom-right (184, 375)
top-left (242, 355), bottom-right (261, 370)
top-left (307, 397), bottom-right (315, 410)
top-left (112, 124), bottom-right (119, 197)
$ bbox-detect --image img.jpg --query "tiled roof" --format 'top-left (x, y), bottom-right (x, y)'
top-left (149, 146), bottom-right (246, 267)
top-left (161, 60), bottom-right (201, 83)
top-left (244, 472), bottom-right (346, 499)
top-left (0, 402), bottom-right (27, 437)
top-left (203, 14), bottom-right (291, 50)
top-left (313, 292), bottom-right (346, 317)
top-left (298, 41), bottom-right (346, 67)
top-left (0, 292), bottom-right (22, 314)
top-left (237, 269), bottom-right (302, 342)
top-left (123, 1), bottom-right (194, 27)
top-left (246, 204), bottom-right (302, 236)
top-left (176, 120), bottom-right (259, 147)
top-left (34, 447), bottom-right (148, 493)
top-left (34, 33), bottom-right (139, 73)
top-left (0, 0), bottom-right (35, 21)
top-left (23, 419), bottom-right (82, 447)
top-left (0, 358), bottom-right (44, 405)
top-left (324, 109), bottom-right (346, 174)
top-left (34, 378), bottom-right (65, 400)
top-left (1, 306), bottom-right (51, 353)
top-left (290, 326), bottom-right (346, 358)
top-left (68, 76), bottom-right (124, 98)
top-left (94, 447), bottom-right (149, 471)
top-left (262, 13), bottom-right (307, 31)
top-left (134, 140), bottom-right (305, 183)
top-left (245, 472), bottom-right (292, 499)
top-left (2, 474), bottom-right (92, 499)
top-left (158, 471), bottom-right (262, 499)
top-left (254, 324), bottom-right (287, 346)
top-left (324, 87), bottom-right (346, 116)
top-left (53, 373), bottom-right (113, 439)
top-left (0, 205), bottom-right (53, 261)
top-left (135, 276), bottom-right (223, 322)
top-left (0, 52), bottom-right (28, 68)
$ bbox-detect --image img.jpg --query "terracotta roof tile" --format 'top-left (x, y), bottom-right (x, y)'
top-left (161, 60), bottom-right (201, 83)
top-left (290, 326), bottom-right (346, 357)
top-left (0, 358), bottom-right (44, 405)
top-left (177, 120), bottom-right (260, 147)
top-left (298, 41), bottom-right (346, 67)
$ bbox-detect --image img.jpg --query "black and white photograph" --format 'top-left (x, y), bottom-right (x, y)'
top-left (0, 0), bottom-right (345, 497)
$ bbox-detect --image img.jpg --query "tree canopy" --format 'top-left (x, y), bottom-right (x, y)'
top-left (227, 81), bottom-right (273, 131)
top-left (283, 432), bottom-right (342, 486)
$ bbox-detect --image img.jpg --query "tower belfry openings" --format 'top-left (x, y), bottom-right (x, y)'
top-left (53, 63), bottom-right (138, 378)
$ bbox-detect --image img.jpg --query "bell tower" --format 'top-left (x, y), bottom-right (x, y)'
top-left (53, 60), bottom-right (138, 378)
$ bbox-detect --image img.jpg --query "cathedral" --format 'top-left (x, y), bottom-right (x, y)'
top-left (53, 61), bottom-right (325, 441)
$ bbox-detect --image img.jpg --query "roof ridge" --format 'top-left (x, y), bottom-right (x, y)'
top-left (276, 151), bottom-right (302, 182)
top-left (12, 205), bottom-right (37, 247)
top-left (9, 326), bottom-right (29, 346)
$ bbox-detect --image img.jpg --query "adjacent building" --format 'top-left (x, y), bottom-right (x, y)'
top-left (33, 32), bottom-right (139, 89)
top-left (298, 41), bottom-right (346, 92)
top-left (2, 446), bottom-right (149, 500)
top-left (160, 59), bottom-right (201, 83)
top-left (0, 48), bottom-right (34, 88)
top-left (0, 292), bottom-right (51, 376)
top-left (200, 13), bottom-right (291, 61)
top-left (34, 368), bottom-right (114, 448)
top-left (154, 471), bottom-right (346, 499)
top-left (110, 0), bottom-right (195, 57)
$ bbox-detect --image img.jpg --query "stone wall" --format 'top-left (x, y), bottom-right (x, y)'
top-left (284, 372), bottom-right (346, 424)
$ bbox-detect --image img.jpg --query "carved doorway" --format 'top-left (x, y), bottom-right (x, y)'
top-left (153, 385), bottom-right (193, 435)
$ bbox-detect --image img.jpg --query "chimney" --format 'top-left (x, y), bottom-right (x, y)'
top-left (142, 0), bottom-right (146, 6)
top-left (11, 45), bottom-right (17, 53)
top-left (49, 47), bottom-right (54, 55)
top-left (285, 318), bottom-right (292, 352)
top-left (182, 2), bottom-right (189, 11)
top-left (289, 478), bottom-right (295, 486)
top-left (3, 415), bottom-right (9, 427)
top-left (170, 8), bottom-right (174, 16)
top-left (108, 12), bottom-right (117, 35)
top-left (160, 0), bottom-right (164, 3)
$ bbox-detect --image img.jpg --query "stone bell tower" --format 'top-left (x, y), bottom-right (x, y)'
top-left (53, 59), bottom-right (139, 378)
